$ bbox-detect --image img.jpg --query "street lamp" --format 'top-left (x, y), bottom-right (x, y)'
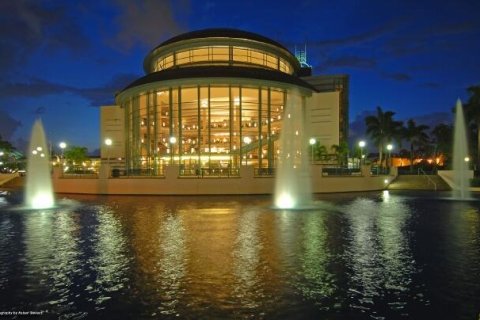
top-left (359, 140), bottom-right (366, 166)
top-left (105, 137), bottom-right (112, 169)
top-left (243, 136), bottom-right (251, 165)
top-left (386, 144), bottom-right (393, 169)
top-left (59, 142), bottom-right (67, 164)
top-left (169, 136), bottom-right (176, 164)
top-left (465, 156), bottom-right (470, 169)
top-left (309, 138), bottom-right (316, 163)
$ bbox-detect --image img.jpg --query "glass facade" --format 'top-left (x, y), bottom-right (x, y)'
top-left (123, 85), bottom-right (289, 176)
top-left (151, 45), bottom-right (293, 75)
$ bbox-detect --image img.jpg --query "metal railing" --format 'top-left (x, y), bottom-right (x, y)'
top-left (370, 166), bottom-right (390, 176)
top-left (418, 168), bottom-right (437, 191)
top-left (254, 167), bottom-right (275, 176)
top-left (322, 167), bottom-right (362, 176)
top-left (180, 168), bottom-right (240, 177)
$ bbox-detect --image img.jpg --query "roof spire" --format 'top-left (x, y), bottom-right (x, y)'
top-left (295, 44), bottom-right (311, 68)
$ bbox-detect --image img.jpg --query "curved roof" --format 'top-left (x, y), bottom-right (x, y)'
top-left (117, 66), bottom-right (317, 99)
top-left (153, 28), bottom-right (290, 52)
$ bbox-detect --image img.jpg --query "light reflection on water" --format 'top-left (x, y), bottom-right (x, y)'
top-left (0, 192), bottom-right (479, 319)
top-left (342, 196), bottom-right (420, 318)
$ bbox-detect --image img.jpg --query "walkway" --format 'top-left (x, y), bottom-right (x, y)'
top-left (388, 174), bottom-right (451, 191)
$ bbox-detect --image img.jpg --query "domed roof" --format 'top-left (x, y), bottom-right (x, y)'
top-left (153, 28), bottom-right (290, 52)
top-left (116, 66), bottom-right (317, 102)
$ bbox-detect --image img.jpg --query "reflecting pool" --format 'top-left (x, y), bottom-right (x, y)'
top-left (0, 191), bottom-right (479, 319)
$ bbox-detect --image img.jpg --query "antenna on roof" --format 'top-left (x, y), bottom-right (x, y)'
top-left (295, 44), bottom-right (311, 68)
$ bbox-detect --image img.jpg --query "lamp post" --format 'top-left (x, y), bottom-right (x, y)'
top-left (309, 138), bottom-right (316, 163)
top-left (59, 142), bottom-right (66, 165)
top-left (465, 156), bottom-right (470, 169)
top-left (105, 138), bottom-right (112, 176)
top-left (243, 136), bottom-right (251, 165)
top-left (169, 136), bottom-right (176, 165)
top-left (359, 140), bottom-right (366, 166)
top-left (386, 144), bottom-right (393, 169)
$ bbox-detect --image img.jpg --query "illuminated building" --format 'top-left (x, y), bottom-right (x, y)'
top-left (101, 29), bottom-right (348, 177)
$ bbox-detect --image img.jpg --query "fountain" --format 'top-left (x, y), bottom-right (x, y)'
top-left (25, 119), bottom-right (55, 209)
top-left (274, 92), bottom-right (313, 209)
top-left (452, 99), bottom-right (471, 200)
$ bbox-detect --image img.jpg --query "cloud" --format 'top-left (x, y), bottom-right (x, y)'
top-left (422, 82), bottom-right (441, 89)
top-left (0, 1), bottom-right (90, 75)
top-left (381, 72), bottom-right (411, 82)
top-left (402, 112), bottom-right (452, 128)
top-left (0, 73), bottom-right (139, 107)
top-left (76, 73), bottom-right (140, 106)
top-left (0, 109), bottom-right (22, 141)
top-left (384, 21), bottom-right (480, 57)
top-left (110, 0), bottom-right (188, 50)
top-left (34, 106), bottom-right (46, 115)
top-left (348, 110), bottom-right (375, 148)
top-left (319, 55), bottom-right (377, 71)
top-left (299, 17), bottom-right (406, 51)
top-left (0, 78), bottom-right (72, 98)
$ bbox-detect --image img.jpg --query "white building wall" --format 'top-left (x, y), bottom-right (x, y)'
top-left (306, 91), bottom-right (340, 150)
top-left (100, 106), bottom-right (125, 161)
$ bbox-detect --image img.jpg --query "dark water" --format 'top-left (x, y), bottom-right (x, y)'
top-left (0, 191), bottom-right (479, 319)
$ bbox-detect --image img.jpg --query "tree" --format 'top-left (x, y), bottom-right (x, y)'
top-left (365, 106), bottom-right (403, 167)
top-left (64, 146), bottom-right (88, 166)
top-left (331, 140), bottom-right (349, 167)
top-left (431, 123), bottom-right (453, 168)
top-left (402, 119), bottom-right (430, 172)
top-left (312, 142), bottom-right (328, 161)
top-left (464, 85), bottom-right (480, 169)
top-left (0, 135), bottom-right (15, 153)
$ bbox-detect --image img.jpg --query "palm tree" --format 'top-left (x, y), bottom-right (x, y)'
top-left (365, 106), bottom-right (403, 167)
top-left (402, 119), bottom-right (430, 173)
top-left (312, 143), bottom-right (328, 161)
top-left (0, 135), bottom-right (15, 153)
top-left (331, 141), bottom-right (349, 167)
top-left (464, 85), bottom-right (480, 169)
top-left (431, 123), bottom-right (453, 168)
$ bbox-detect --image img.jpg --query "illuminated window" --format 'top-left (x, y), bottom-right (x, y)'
top-left (211, 46), bottom-right (229, 61)
top-left (152, 46), bottom-right (293, 74)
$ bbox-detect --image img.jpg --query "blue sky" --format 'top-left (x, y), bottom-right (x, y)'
top-left (0, 0), bottom-right (479, 154)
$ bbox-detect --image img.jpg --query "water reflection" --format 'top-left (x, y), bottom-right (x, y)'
top-left (437, 203), bottom-right (480, 319)
top-left (0, 193), bottom-right (478, 319)
top-left (232, 207), bottom-right (262, 310)
top-left (88, 205), bottom-right (130, 309)
top-left (298, 211), bottom-right (336, 305)
top-left (178, 203), bottom-right (238, 317)
top-left (343, 195), bottom-right (418, 317)
top-left (23, 209), bottom-right (82, 317)
top-left (273, 207), bottom-right (339, 317)
top-left (0, 216), bottom-right (17, 292)
top-left (155, 213), bottom-right (187, 316)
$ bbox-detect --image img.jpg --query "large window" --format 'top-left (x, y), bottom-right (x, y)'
top-left (124, 85), bottom-right (291, 177)
top-left (152, 45), bottom-right (293, 75)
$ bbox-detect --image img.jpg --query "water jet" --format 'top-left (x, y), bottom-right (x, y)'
top-left (274, 92), bottom-right (313, 209)
top-left (25, 119), bottom-right (55, 209)
top-left (452, 99), bottom-right (471, 200)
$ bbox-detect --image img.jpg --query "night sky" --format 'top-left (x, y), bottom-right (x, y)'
top-left (1, 0), bottom-right (479, 154)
